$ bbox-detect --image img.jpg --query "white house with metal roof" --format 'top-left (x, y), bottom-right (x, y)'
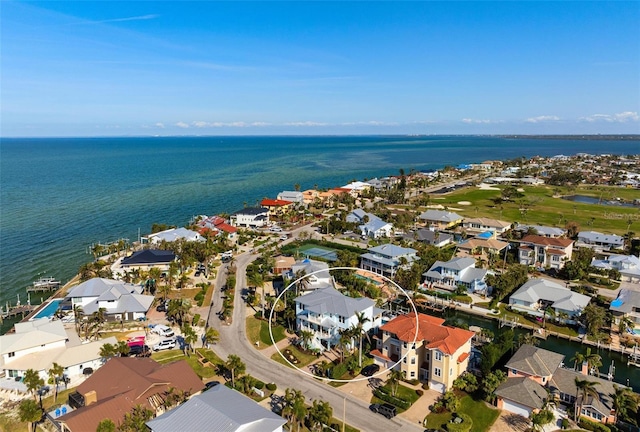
top-left (592, 254), bottom-right (640, 283)
top-left (509, 278), bottom-right (591, 322)
top-left (230, 207), bottom-right (270, 228)
top-left (65, 278), bottom-right (154, 322)
top-left (295, 287), bottom-right (382, 351)
top-left (513, 224), bottom-right (566, 238)
top-left (423, 257), bottom-right (489, 293)
top-left (346, 209), bottom-right (393, 239)
top-left (287, 258), bottom-right (335, 291)
top-left (360, 244), bottom-right (419, 278)
top-left (577, 231), bottom-right (625, 251)
top-left (142, 227), bottom-right (202, 244)
top-left (418, 209), bottom-right (463, 230)
top-left (147, 384), bottom-right (286, 432)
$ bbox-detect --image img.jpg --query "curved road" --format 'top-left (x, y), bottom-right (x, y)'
top-left (207, 250), bottom-right (423, 432)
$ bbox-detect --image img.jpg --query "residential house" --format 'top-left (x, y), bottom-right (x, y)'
top-left (260, 199), bottom-right (294, 217)
top-left (592, 254), bottom-right (640, 283)
top-left (577, 231), bottom-right (625, 251)
top-left (272, 255), bottom-right (296, 275)
top-left (287, 258), bottom-right (334, 291)
top-left (277, 190), bottom-right (304, 204)
top-left (143, 227), bottom-right (202, 245)
top-left (58, 357), bottom-right (204, 432)
top-left (230, 207), bottom-right (270, 228)
top-left (371, 313), bottom-right (474, 393)
top-left (302, 189), bottom-right (321, 206)
top-left (422, 257), bottom-right (489, 293)
top-left (360, 244), bottom-right (419, 278)
top-left (508, 278), bottom-right (590, 322)
top-left (295, 287), bottom-right (382, 352)
top-left (513, 224), bottom-right (566, 238)
top-left (346, 209), bottom-right (393, 239)
top-left (0, 318), bottom-right (117, 384)
top-left (342, 181), bottom-right (372, 195)
top-left (418, 210), bottom-right (463, 230)
top-left (462, 217), bottom-right (511, 236)
top-left (64, 278), bottom-right (155, 322)
top-left (456, 237), bottom-right (509, 258)
top-left (496, 345), bottom-right (624, 424)
top-left (146, 384), bottom-right (286, 432)
top-left (120, 249), bottom-right (176, 273)
top-left (196, 215), bottom-right (238, 239)
top-left (518, 234), bottom-right (574, 269)
top-left (407, 229), bottom-right (453, 247)
top-left (609, 289), bottom-right (640, 330)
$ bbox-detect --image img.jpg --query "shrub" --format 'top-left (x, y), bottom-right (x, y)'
top-left (266, 383), bottom-right (277, 391)
top-left (422, 383), bottom-right (430, 390)
top-left (416, 389), bottom-right (424, 397)
top-left (579, 418), bottom-right (611, 432)
top-left (446, 413), bottom-right (472, 432)
top-left (254, 381), bottom-right (265, 390)
top-left (373, 388), bottom-right (411, 410)
top-left (442, 391), bottom-right (460, 412)
top-left (561, 418), bottom-right (570, 429)
top-left (192, 314), bottom-right (201, 326)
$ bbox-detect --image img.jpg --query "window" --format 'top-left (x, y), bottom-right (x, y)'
top-left (8, 352), bottom-right (15, 358)
top-left (410, 371), bottom-right (415, 378)
top-left (411, 357), bottom-right (416, 365)
top-left (434, 367), bottom-right (442, 377)
top-left (403, 342), bottom-right (407, 348)
top-left (435, 351), bottom-right (442, 361)
top-left (542, 377), bottom-right (546, 383)
top-left (338, 316), bottom-right (345, 323)
top-left (449, 368), bottom-right (453, 376)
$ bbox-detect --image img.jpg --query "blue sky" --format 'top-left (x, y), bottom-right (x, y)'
top-left (2, 1), bottom-right (639, 136)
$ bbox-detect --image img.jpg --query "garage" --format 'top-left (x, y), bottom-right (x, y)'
top-left (502, 399), bottom-right (533, 418)
top-left (429, 381), bottom-right (446, 394)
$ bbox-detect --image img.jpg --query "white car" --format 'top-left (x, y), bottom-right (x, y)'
top-left (152, 324), bottom-right (175, 338)
top-left (153, 339), bottom-right (176, 351)
top-left (269, 226), bottom-right (282, 232)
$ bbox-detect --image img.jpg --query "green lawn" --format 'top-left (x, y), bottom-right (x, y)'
top-left (270, 344), bottom-right (319, 368)
top-left (370, 383), bottom-right (421, 413)
top-left (152, 348), bottom-right (220, 379)
top-left (424, 394), bottom-right (500, 432)
top-left (246, 315), bottom-right (287, 348)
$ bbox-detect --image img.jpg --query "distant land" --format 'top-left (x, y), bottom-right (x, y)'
top-left (498, 134), bottom-right (640, 141)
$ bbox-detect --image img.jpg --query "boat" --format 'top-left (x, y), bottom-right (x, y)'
top-left (27, 277), bottom-right (61, 292)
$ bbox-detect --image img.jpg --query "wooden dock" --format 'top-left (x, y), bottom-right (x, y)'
top-left (27, 277), bottom-right (61, 293)
top-left (0, 304), bottom-right (37, 322)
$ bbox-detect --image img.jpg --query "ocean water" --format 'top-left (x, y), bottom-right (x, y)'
top-left (1, 135), bottom-right (638, 332)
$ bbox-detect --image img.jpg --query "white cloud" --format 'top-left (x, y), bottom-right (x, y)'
top-left (94, 14), bottom-right (159, 24)
top-left (579, 111), bottom-right (639, 123)
top-left (283, 121), bottom-right (328, 127)
top-left (155, 122), bottom-right (165, 129)
top-left (461, 118), bottom-right (501, 124)
top-left (525, 115), bottom-right (560, 123)
top-left (175, 122), bottom-right (190, 129)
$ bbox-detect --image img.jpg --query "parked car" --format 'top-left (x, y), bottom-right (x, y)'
top-left (151, 324), bottom-right (174, 338)
top-left (153, 339), bottom-right (176, 351)
top-left (204, 380), bottom-right (221, 391)
top-left (361, 364), bottom-right (380, 377)
top-left (269, 226), bottom-right (282, 232)
top-left (156, 301), bottom-right (167, 312)
top-left (127, 336), bottom-right (146, 347)
top-left (371, 403), bottom-right (397, 419)
top-left (129, 344), bottom-right (151, 357)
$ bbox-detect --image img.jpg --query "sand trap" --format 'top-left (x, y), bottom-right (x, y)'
top-left (478, 183), bottom-right (500, 190)
top-left (457, 201), bottom-right (471, 206)
top-left (517, 188), bottom-right (525, 192)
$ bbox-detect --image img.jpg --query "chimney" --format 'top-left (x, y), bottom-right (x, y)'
top-left (84, 390), bottom-right (97, 406)
top-left (580, 361), bottom-right (589, 376)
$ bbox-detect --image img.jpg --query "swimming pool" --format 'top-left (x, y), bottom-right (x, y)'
top-left (31, 298), bottom-right (63, 320)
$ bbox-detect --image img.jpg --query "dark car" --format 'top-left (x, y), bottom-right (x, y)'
top-left (204, 380), bottom-right (221, 391)
top-left (371, 403), bottom-right (397, 419)
top-left (361, 364), bottom-right (380, 377)
top-left (155, 302), bottom-right (167, 312)
top-left (129, 345), bottom-right (151, 357)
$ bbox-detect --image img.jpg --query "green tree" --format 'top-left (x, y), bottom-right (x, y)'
top-left (116, 341), bottom-right (131, 357)
top-left (611, 384), bottom-right (638, 424)
top-left (181, 322), bottom-right (198, 355)
top-left (18, 399), bottom-right (43, 432)
top-left (530, 409), bottom-right (554, 432)
top-left (96, 418), bottom-right (116, 432)
top-left (203, 327), bottom-right (219, 347)
top-left (482, 370), bottom-right (507, 403)
top-left (574, 378), bottom-right (600, 421)
top-left (580, 303), bottom-right (607, 337)
top-left (441, 390), bottom-right (460, 412)
top-left (282, 388), bottom-right (307, 432)
top-left (48, 362), bottom-right (65, 404)
top-left (100, 343), bottom-right (117, 361)
top-left (118, 405), bottom-right (154, 432)
top-left (23, 369), bottom-right (44, 401)
top-left (308, 399), bottom-right (333, 432)
top-left (354, 311), bottom-right (370, 367)
top-left (386, 368), bottom-right (405, 397)
top-left (167, 298), bottom-right (191, 327)
top-left (225, 354), bottom-right (245, 388)
top-left (299, 330), bottom-right (314, 351)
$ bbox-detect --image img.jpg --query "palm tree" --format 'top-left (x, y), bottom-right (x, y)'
top-left (282, 388), bottom-right (307, 432)
top-left (99, 343), bottom-right (117, 361)
top-left (570, 351), bottom-right (586, 371)
top-left (116, 340), bottom-right (131, 357)
top-left (583, 348), bottom-right (602, 375)
top-left (574, 378), bottom-right (600, 421)
top-left (167, 298), bottom-right (190, 327)
top-left (387, 368), bottom-right (405, 397)
top-left (23, 369), bottom-right (44, 401)
top-left (48, 362), bottom-right (64, 404)
top-left (18, 399), bottom-right (43, 432)
top-left (247, 271), bottom-right (265, 317)
top-left (225, 354), bottom-right (245, 388)
top-left (203, 327), bottom-right (219, 347)
top-left (337, 328), bottom-right (353, 362)
top-left (95, 419), bottom-right (116, 432)
top-left (619, 315), bottom-right (635, 335)
top-left (308, 399), bottom-right (333, 432)
top-left (182, 323), bottom-right (198, 355)
top-left (299, 330), bottom-right (314, 351)
top-left (354, 311), bottom-right (370, 367)
top-left (294, 269), bottom-right (309, 296)
top-left (611, 384), bottom-right (638, 424)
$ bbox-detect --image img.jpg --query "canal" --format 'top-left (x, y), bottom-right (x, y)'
top-left (439, 309), bottom-right (640, 392)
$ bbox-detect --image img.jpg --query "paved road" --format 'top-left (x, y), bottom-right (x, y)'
top-left (206, 251), bottom-right (424, 432)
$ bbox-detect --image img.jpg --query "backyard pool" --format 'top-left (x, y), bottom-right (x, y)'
top-left (31, 298), bottom-right (63, 320)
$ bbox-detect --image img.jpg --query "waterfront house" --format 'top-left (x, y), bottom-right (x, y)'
top-left (508, 278), bottom-right (590, 322)
top-left (609, 289), bottom-right (640, 331)
top-left (346, 209), bottom-right (393, 239)
top-left (371, 312), bottom-right (474, 393)
top-left (277, 190), bottom-right (304, 204)
top-left (0, 318), bottom-right (117, 384)
top-left (422, 257), bottom-right (489, 293)
top-left (196, 215), bottom-right (238, 239)
top-left (142, 227), bottom-right (202, 245)
top-left (359, 244), bottom-right (419, 279)
top-left (294, 287), bottom-right (382, 352)
top-left (461, 217), bottom-right (511, 236)
top-left (120, 249), bottom-right (176, 273)
top-left (408, 229), bottom-right (453, 247)
top-left (64, 278), bottom-right (154, 322)
top-left (518, 234), bottom-right (574, 269)
top-left (577, 231), bottom-right (624, 251)
top-left (592, 254), bottom-right (640, 283)
top-left (287, 258), bottom-right (334, 291)
top-left (58, 357), bottom-right (204, 432)
top-left (146, 384), bottom-right (286, 432)
top-left (496, 345), bottom-right (623, 424)
top-left (418, 210), bottom-right (463, 230)
top-left (230, 207), bottom-right (269, 228)
top-left (260, 198), bottom-right (294, 217)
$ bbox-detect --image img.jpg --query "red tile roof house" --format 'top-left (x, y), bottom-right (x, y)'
top-left (371, 312), bottom-right (474, 393)
top-left (260, 198), bottom-right (294, 217)
top-left (495, 344), bottom-right (625, 424)
top-left (197, 215), bottom-right (238, 239)
top-left (518, 234), bottom-right (574, 270)
top-left (57, 357), bottom-right (204, 432)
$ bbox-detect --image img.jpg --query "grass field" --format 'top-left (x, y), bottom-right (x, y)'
top-left (424, 393), bottom-right (500, 432)
top-left (270, 344), bottom-right (318, 368)
top-left (246, 315), bottom-right (287, 348)
top-left (152, 348), bottom-right (220, 379)
top-left (424, 184), bottom-right (638, 235)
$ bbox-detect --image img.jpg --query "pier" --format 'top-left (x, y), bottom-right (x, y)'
top-left (0, 303), bottom-right (37, 323)
top-left (26, 277), bottom-right (61, 293)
